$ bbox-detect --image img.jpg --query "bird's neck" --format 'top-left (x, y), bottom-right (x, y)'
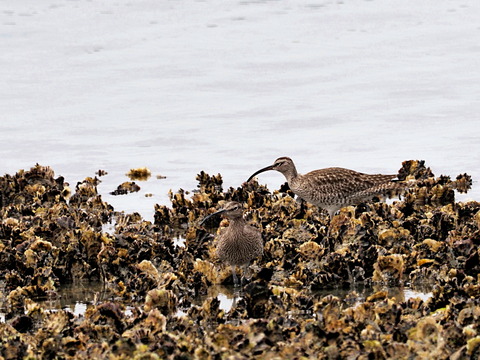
top-left (281, 166), bottom-right (299, 184)
top-left (228, 217), bottom-right (246, 227)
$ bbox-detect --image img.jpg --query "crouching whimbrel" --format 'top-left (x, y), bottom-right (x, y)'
top-left (247, 157), bottom-right (405, 220)
top-left (200, 201), bottom-right (263, 287)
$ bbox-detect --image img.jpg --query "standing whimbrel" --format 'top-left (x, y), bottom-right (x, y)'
top-left (200, 201), bottom-right (263, 287)
top-left (247, 157), bottom-right (405, 219)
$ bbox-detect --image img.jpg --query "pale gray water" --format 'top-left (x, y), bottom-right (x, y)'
top-left (2, 0), bottom-right (480, 219)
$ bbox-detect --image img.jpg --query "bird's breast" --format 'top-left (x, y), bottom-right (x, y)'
top-left (216, 228), bottom-right (262, 266)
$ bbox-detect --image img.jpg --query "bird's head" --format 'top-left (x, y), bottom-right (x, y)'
top-left (247, 157), bottom-right (296, 182)
top-left (200, 201), bottom-right (244, 225)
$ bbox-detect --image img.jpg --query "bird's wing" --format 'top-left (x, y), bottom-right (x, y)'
top-left (304, 168), bottom-right (396, 198)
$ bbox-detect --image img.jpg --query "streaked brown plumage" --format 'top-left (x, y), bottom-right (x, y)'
top-left (200, 201), bottom-right (263, 286)
top-left (247, 157), bottom-right (405, 219)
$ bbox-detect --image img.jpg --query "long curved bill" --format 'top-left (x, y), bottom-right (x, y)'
top-left (199, 208), bottom-right (227, 226)
top-left (247, 164), bottom-right (275, 182)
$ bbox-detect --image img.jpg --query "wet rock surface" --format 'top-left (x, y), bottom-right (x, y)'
top-left (1, 161), bottom-right (479, 359)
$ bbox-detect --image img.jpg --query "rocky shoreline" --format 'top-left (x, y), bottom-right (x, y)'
top-left (1, 161), bottom-right (479, 359)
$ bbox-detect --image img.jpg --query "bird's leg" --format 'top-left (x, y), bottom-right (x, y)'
top-left (232, 292), bottom-right (239, 308)
top-left (241, 263), bottom-right (251, 286)
top-left (231, 265), bottom-right (240, 287)
top-left (325, 217), bottom-right (333, 239)
top-left (323, 212), bottom-right (337, 251)
top-left (322, 210), bottom-right (334, 238)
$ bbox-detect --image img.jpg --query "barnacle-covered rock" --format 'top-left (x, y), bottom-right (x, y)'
top-left (466, 336), bottom-right (480, 358)
top-left (126, 167), bottom-right (152, 181)
top-left (373, 254), bottom-right (405, 284)
top-left (297, 240), bottom-right (324, 259)
top-left (110, 181), bottom-right (141, 195)
top-left (193, 259), bottom-right (231, 285)
top-left (137, 260), bottom-right (161, 284)
top-left (1, 161), bottom-right (480, 359)
top-left (144, 288), bottom-right (177, 315)
top-left (407, 317), bottom-right (445, 357)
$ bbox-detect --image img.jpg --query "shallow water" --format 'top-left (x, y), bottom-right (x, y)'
top-left (15, 281), bottom-right (432, 318)
top-left (1, 0), bottom-right (480, 220)
top-left (33, 281), bottom-right (108, 316)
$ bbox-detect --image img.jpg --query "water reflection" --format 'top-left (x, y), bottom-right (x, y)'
top-left (403, 288), bottom-right (433, 302)
top-left (33, 281), bottom-right (433, 317)
top-left (101, 220), bottom-right (116, 235)
top-left (315, 283), bottom-right (433, 308)
top-left (173, 236), bottom-right (186, 248)
top-left (374, 283), bottom-right (433, 303)
top-left (217, 292), bottom-right (238, 312)
top-left (206, 285), bottom-right (242, 312)
top-left (37, 281), bottom-right (109, 315)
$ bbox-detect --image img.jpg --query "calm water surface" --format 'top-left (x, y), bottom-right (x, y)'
top-left (1, 0), bottom-right (480, 220)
